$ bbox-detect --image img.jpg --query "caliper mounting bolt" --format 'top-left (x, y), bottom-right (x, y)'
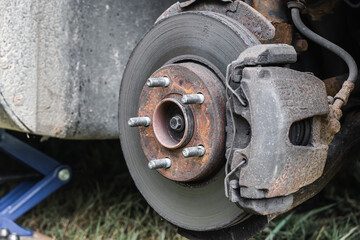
top-left (181, 94), bottom-right (204, 105)
top-left (148, 158), bottom-right (172, 170)
top-left (183, 146), bottom-right (206, 158)
top-left (128, 117), bottom-right (151, 127)
top-left (146, 77), bottom-right (170, 87)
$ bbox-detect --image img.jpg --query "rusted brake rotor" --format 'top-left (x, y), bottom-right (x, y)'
top-left (119, 11), bottom-right (263, 232)
top-left (138, 63), bottom-right (226, 182)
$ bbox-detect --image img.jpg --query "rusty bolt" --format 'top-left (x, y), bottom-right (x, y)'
top-left (169, 115), bottom-right (185, 132)
top-left (294, 39), bottom-right (308, 52)
top-left (148, 158), bottom-right (172, 169)
top-left (182, 146), bottom-right (206, 158)
top-left (128, 117), bottom-right (151, 127)
top-left (146, 77), bottom-right (170, 87)
top-left (181, 94), bottom-right (204, 105)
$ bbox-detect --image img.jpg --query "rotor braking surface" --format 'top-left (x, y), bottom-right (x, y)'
top-left (225, 44), bottom-right (333, 215)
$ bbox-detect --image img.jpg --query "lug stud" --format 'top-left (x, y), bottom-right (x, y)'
top-left (181, 94), bottom-right (204, 105)
top-left (146, 77), bottom-right (170, 87)
top-left (148, 158), bottom-right (172, 170)
top-left (182, 146), bottom-right (206, 158)
top-left (128, 117), bottom-right (151, 127)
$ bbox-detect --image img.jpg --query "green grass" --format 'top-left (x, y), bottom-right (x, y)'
top-left (1, 135), bottom-right (360, 240)
top-left (255, 159), bottom-right (360, 240)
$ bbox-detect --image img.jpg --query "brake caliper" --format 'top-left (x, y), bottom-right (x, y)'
top-left (225, 44), bottom-right (335, 215)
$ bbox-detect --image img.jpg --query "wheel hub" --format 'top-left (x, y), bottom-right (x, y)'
top-left (153, 97), bottom-right (194, 149)
top-left (138, 63), bottom-right (226, 182)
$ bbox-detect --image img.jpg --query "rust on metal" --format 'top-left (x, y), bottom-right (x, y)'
top-left (157, 0), bottom-right (275, 41)
top-left (138, 63), bottom-right (226, 182)
top-left (323, 74), bottom-right (347, 97)
top-left (320, 80), bottom-right (355, 145)
top-left (251, 0), bottom-right (289, 22)
top-left (321, 80), bottom-right (356, 143)
top-left (265, 22), bottom-right (293, 45)
top-left (321, 104), bottom-right (342, 145)
top-left (152, 98), bottom-right (194, 149)
top-left (334, 81), bottom-right (355, 106)
top-left (266, 111), bottom-right (360, 220)
top-left (229, 67), bottom-right (330, 199)
top-left (286, 111), bottom-right (360, 218)
top-left (251, 0), bottom-right (293, 44)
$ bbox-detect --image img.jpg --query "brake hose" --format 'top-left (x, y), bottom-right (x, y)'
top-left (288, 1), bottom-right (358, 108)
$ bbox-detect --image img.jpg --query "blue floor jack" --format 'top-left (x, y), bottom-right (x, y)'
top-left (0, 129), bottom-right (71, 239)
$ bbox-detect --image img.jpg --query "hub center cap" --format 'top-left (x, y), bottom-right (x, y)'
top-left (137, 62), bottom-right (226, 182)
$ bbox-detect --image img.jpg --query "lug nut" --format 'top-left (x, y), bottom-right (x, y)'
top-left (148, 158), bottom-right (172, 170)
top-left (181, 94), bottom-right (204, 105)
top-left (0, 228), bottom-right (10, 238)
top-left (146, 77), bottom-right (170, 87)
top-left (182, 146), bottom-right (206, 158)
top-left (169, 115), bottom-right (184, 132)
top-left (8, 233), bottom-right (20, 240)
top-left (128, 117), bottom-right (151, 127)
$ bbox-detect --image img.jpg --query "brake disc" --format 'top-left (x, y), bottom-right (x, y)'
top-left (118, 11), bottom-right (262, 231)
